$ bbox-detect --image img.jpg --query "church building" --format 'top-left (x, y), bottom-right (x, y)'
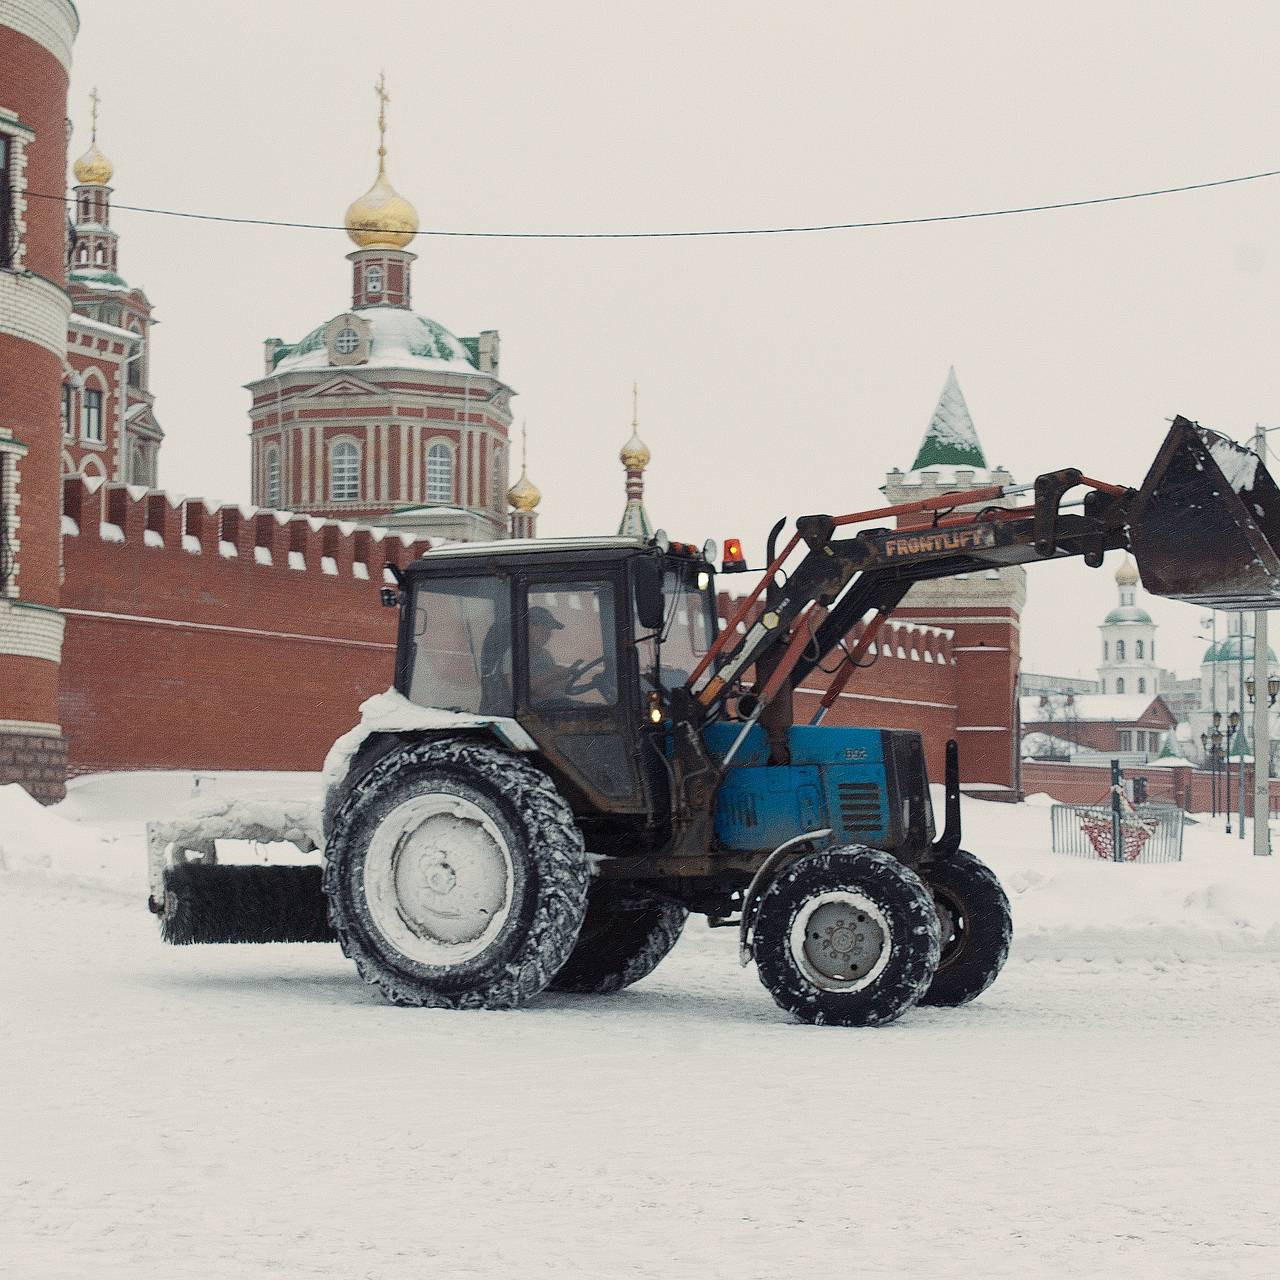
top-left (63, 93), bottom-right (164, 486)
top-left (246, 79), bottom-right (514, 542)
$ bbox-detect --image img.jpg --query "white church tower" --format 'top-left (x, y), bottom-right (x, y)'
top-left (1098, 556), bottom-right (1160, 697)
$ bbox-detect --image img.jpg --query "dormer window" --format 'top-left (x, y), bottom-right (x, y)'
top-left (366, 265), bottom-right (383, 294)
top-left (334, 327), bottom-right (360, 355)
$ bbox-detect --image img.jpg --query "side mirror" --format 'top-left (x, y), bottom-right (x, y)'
top-left (632, 557), bottom-right (665, 632)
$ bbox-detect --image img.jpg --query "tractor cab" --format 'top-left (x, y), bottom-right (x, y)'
top-left (395, 535), bottom-right (719, 846)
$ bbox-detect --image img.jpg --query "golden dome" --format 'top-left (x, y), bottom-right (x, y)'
top-left (620, 429), bottom-right (650, 471)
top-left (619, 382), bottom-right (650, 470)
top-left (345, 170), bottom-right (419, 249)
top-left (1115, 555), bottom-right (1140, 587)
top-left (73, 141), bottom-right (113, 186)
top-left (507, 467), bottom-right (541, 512)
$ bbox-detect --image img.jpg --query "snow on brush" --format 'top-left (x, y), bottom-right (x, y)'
top-left (3, 774), bottom-right (1280, 1277)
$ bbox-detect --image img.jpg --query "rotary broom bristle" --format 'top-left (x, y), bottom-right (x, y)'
top-left (159, 863), bottom-right (336, 945)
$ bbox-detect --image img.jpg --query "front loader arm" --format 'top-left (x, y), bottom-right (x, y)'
top-left (688, 470), bottom-right (1136, 725)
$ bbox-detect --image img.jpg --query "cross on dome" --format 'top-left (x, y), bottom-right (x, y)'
top-left (72, 86), bottom-right (114, 186)
top-left (344, 73), bottom-right (419, 250)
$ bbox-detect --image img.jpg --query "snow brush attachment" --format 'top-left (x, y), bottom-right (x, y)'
top-left (1129, 416), bottom-right (1280, 610)
top-left (157, 863), bottom-right (335, 945)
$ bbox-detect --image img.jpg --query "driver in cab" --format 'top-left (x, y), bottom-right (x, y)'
top-left (527, 605), bottom-right (575, 702)
top-left (526, 604), bottom-right (610, 703)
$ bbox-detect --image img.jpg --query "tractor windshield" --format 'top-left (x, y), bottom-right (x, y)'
top-left (407, 576), bottom-right (512, 715)
top-left (639, 565), bottom-right (716, 692)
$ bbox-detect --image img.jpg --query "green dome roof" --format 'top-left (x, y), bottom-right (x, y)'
top-left (271, 309), bottom-right (480, 375)
top-left (1202, 634), bottom-right (1278, 663)
top-left (1103, 605), bottom-right (1153, 625)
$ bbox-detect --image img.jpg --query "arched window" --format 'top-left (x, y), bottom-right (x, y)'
top-left (78, 245), bottom-right (88, 264)
top-left (1136, 639), bottom-right (1144, 659)
top-left (1116, 677), bottom-right (1125, 694)
top-left (366, 265), bottom-right (383, 294)
top-left (81, 384), bottom-right (104, 442)
top-left (1138, 678), bottom-right (1146, 693)
top-left (94, 245), bottom-right (104, 264)
top-left (331, 441), bottom-right (360, 501)
top-left (427, 442), bottom-right (454, 503)
top-left (131, 447), bottom-right (146, 485)
top-left (265, 447), bottom-right (281, 507)
top-left (1151, 640), bottom-right (1155, 660)
top-left (1103, 640), bottom-right (1108, 661)
top-left (1116, 639), bottom-right (1125, 661)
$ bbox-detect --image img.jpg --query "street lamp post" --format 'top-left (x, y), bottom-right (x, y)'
top-left (1226, 710), bottom-right (1240, 834)
top-left (1245, 668), bottom-right (1277, 855)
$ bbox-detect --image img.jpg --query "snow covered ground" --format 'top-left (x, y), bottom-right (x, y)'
top-left (3, 773), bottom-right (1279, 1278)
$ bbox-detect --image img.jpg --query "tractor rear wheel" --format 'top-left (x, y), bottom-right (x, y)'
top-left (918, 849), bottom-right (1012, 1007)
top-left (753, 845), bottom-right (941, 1027)
top-left (323, 736), bottom-right (589, 1009)
top-left (549, 881), bottom-right (687, 994)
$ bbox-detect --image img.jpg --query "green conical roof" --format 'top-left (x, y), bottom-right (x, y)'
top-left (910, 367), bottom-right (988, 469)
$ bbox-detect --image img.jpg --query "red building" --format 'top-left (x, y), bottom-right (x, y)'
top-left (0, 0), bottom-right (79, 801)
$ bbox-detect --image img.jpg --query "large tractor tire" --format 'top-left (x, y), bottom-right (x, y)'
top-left (549, 881), bottom-right (688, 994)
top-left (753, 845), bottom-right (941, 1027)
top-left (918, 849), bottom-right (1012, 1008)
top-left (323, 736), bottom-right (590, 1009)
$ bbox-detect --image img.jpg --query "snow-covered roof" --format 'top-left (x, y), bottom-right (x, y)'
top-left (69, 314), bottom-right (142, 343)
top-left (270, 309), bottom-right (481, 376)
top-left (909, 367), bottom-right (987, 469)
top-left (69, 266), bottom-right (133, 293)
top-left (1020, 693), bottom-right (1167, 724)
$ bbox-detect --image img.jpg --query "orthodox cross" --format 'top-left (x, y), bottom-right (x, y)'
top-left (89, 86), bottom-right (100, 142)
top-left (374, 72), bottom-right (389, 171)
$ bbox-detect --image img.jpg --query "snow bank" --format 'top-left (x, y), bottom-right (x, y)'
top-left (956, 789), bottom-right (1280, 960)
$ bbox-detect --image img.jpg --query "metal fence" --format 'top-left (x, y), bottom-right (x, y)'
top-left (1049, 801), bottom-right (1185, 863)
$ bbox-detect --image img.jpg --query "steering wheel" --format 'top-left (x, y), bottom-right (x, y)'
top-left (563, 653), bottom-right (609, 697)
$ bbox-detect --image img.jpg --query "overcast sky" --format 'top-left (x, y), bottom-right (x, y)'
top-left (69, 0), bottom-right (1280, 681)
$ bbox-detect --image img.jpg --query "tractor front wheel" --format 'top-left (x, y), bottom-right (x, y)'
top-left (753, 845), bottom-right (941, 1027)
top-left (918, 849), bottom-right (1012, 1007)
top-left (550, 881), bottom-right (687, 994)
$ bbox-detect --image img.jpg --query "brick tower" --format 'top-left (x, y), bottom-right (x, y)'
top-left (882, 369), bottom-right (1025, 797)
top-left (0, 1), bottom-right (78, 802)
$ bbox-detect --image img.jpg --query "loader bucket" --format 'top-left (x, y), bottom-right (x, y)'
top-left (1128, 416), bottom-right (1280, 610)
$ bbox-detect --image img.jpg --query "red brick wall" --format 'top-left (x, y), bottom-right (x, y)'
top-left (58, 478), bottom-right (430, 774)
top-left (1022, 760), bottom-right (1280, 816)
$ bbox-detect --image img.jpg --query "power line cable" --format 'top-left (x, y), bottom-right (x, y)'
top-left (23, 164), bottom-right (1280, 240)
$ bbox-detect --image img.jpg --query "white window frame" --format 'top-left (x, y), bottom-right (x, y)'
top-left (265, 445), bottom-right (281, 507)
top-left (1116, 677), bottom-right (1126, 695)
top-left (426, 439), bottom-right (455, 504)
top-left (334, 327), bottom-right (360, 355)
top-left (330, 438), bottom-right (361, 502)
top-left (366, 265), bottom-right (383, 294)
top-left (81, 380), bottom-right (105, 444)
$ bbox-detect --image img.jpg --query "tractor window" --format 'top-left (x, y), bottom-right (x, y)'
top-left (525, 582), bottom-right (618, 707)
top-left (407, 576), bottom-right (512, 715)
top-left (636, 567), bottom-right (716, 692)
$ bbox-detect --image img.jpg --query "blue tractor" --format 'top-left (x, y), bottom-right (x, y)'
top-left (155, 419), bottom-right (1280, 1025)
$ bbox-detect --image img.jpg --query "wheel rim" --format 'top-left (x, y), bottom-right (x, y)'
top-left (789, 891), bottom-right (891, 992)
top-left (364, 793), bottom-right (515, 966)
top-left (933, 889), bottom-right (967, 968)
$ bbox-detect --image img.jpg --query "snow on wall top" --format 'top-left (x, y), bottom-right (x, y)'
top-left (271, 309), bottom-right (481, 376)
top-left (1020, 693), bottom-right (1167, 724)
top-left (910, 367), bottom-right (988, 470)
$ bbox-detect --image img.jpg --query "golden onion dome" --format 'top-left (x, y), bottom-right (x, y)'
top-left (344, 168), bottom-right (419, 249)
top-left (507, 467), bottom-right (542, 512)
top-left (73, 141), bottom-right (113, 186)
top-left (620, 427), bottom-right (650, 471)
top-left (1115, 555), bottom-right (1140, 587)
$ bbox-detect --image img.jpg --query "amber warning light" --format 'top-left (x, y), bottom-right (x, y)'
top-left (721, 537), bottom-right (747, 574)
